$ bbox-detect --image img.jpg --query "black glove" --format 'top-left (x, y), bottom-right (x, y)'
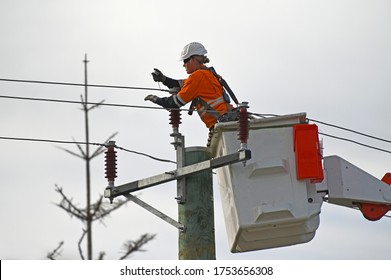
top-left (144, 94), bottom-right (159, 103)
top-left (151, 68), bottom-right (166, 83)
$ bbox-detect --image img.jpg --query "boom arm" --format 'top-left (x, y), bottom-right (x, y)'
top-left (317, 155), bottom-right (391, 221)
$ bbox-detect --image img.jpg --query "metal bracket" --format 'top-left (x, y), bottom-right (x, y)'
top-left (104, 149), bottom-right (251, 200)
top-left (124, 193), bottom-right (185, 232)
top-left (172, 133), bottom-right (186, 204)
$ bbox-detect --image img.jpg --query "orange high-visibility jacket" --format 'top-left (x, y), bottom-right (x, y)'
top-left (173, 69), bottom-right (232, 128)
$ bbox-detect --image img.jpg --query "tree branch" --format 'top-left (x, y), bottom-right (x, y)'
top-left (88, 99), bottom-right (105, 111)
top-left (98, 252), bottom-right (106, 260)
top-left (47, 241), bottom-right (64, 260)
top-left (91, 197), bottom-right (129, 222)
top-left (74, 141), bottom-right (87, 159)
top-left (80, 94), bottom-right (88, 111)
top-left (78, 229), bottom-right (87, 260)
top-left (90, 132), bottom-right (118, 159)
top-left (55, 146), bottom-right (85, 159)
top-left (119, 233), bottom-right (156, 260)
top-left (54, 185), bottom-right (86, 220)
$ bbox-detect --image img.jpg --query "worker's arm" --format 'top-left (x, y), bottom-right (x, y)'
top-left (146, 71), bottom-right (198, 108)
top-left (163, 77), bottom-right (184, 89)
top-left (144, 94), bottom-right (186, 109)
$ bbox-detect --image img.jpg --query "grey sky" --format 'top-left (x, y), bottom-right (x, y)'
top-left (1, 0), bottom-right (390, 260)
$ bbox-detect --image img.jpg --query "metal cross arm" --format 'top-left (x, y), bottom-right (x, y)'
top-left (104, 149), bottom-right (251, 200)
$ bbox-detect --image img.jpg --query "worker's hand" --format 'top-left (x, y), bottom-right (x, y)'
top-left (151, 68), bottom-right (166, 83)
top-left (144, 94), bottom-right (159, 103)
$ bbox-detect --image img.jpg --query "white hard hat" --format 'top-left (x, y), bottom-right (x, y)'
top-left (179, 42), bottom-right (207, 61)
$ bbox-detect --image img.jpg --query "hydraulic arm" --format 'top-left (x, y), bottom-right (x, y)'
top-left (318, 155), bottom-right (391, 221)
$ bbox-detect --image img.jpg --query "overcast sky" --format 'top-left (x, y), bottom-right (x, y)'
top-left (1, 0), bottom-right (390, 260)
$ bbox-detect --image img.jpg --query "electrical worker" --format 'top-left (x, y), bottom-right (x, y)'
top-left (144, 42), bottom-right (237, 146)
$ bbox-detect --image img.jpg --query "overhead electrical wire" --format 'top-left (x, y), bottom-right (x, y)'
top-left (248, 113), bottom-right (391, 154)
top-left (0, 94), bottom-right (166, 111)
top-left (1, 122), bottom-right (390, 157)
top-left (0, 136), bottom-right (102, 146)
top-left (1, 78), bottom-right (390, 155)
top-left (309, 118), bottom-right (391, 145)
top-left (307, 118), bottom-right (391, 154)
top-left (1, 94), bottom-right (390, 155)
top-left (318, 133), bottom-right (391, 154)
top-left (0, 136), bottom-right (176, 164)
top-left (0, 78), bottom-right (170, 92)
top-left (115, 146), bottom-right (175, 164)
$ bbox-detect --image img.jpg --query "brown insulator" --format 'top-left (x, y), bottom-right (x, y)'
top-left (238, 105), bottom-right (249, 144)
top-left (105, 144), bottom-right (117, 182)
top-left (169, 108), bottom-right (182, 129)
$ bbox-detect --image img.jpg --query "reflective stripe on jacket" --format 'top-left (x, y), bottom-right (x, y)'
top-left (177, 69), bottom-right (232, 128)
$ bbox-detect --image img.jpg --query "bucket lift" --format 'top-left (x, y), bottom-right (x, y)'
top-left (209, 112), bottom-right (390, 253)
top-left (209, 113), bottom-right (324, 252)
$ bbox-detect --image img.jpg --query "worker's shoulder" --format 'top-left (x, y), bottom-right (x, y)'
top-left (190, 68), bottom-right (214, 79)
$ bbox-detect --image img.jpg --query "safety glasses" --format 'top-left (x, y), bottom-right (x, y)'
top-left (183, 57), bottom-right (192, 64)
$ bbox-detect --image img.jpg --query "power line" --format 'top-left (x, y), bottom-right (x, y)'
top-left (319, 132), bottom-right (391, 154)
top-left (0, 78), bottom-right (169, 92)
top-left (249, 115), bottom-right (391, 154)
top-left (308, 118), bottom-right (391, 153)
top-left (0, 136), bottom-right (176, 164)
top-left (115, 146), bottom-right (175, 164)
top-left (1, 130), bottom-right (390, 161)
top-left (249, 112), bottom-right (280, 118)
top-left (0, 136), bottom-right (101, 146)
top-left (1, 94), bottom-right (391, 155)
top-left (0, 94), bottom-right (195, 113)
top-left (309, 118), bottom-right (391, 144)
top-left (250, 114), bottom-right (391, 152)
top-left (0, 94), bottom-right (166, 111)
top-left (2, 78), bottom-right (390, 144)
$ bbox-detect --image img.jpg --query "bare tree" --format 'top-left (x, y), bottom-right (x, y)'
top-left (47, 55), bottom-right (155, 259)
top-left (51, 184), bottom-right (155, 260)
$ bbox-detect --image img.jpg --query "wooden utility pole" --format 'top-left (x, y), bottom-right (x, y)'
top-left (178, 147), bottom-right (216, 260)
